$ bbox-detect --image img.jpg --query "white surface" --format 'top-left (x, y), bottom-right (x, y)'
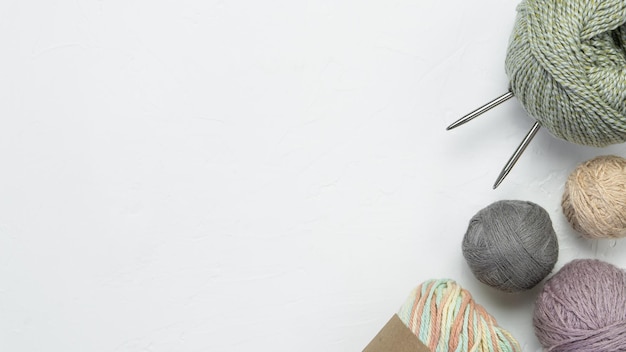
top-left (1, 1), bottom-right (625, 351)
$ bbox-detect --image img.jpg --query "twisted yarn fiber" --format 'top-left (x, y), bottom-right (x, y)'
top-left (462, 200), bottom-right (558, 293)
top-left (397, 279), bottom-right (521, 352)
top-left (534, 259), bottom-right (626, 351)
top-left (506, 0), bottom-right (626, 146)
top-left (562, 155), bottom-right (626, 239)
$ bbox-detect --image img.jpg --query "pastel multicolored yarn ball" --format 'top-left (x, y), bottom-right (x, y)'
top-left (398, 279), bottom-right (521, 352)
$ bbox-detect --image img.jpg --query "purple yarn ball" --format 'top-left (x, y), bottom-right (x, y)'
top-left (534, 259), bottom-right (626, 351)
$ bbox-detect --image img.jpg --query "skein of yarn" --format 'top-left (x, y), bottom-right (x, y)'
top-left (562, 155), bottom-right (626, 239)
top-left (506, 0), bottom-right (626, 146)
top-left (534, 259), bottom-right (626, 351)
top-left (396, 279), bottom-right (521, 352)
top-left (462, 200), bottom-right (558, 293)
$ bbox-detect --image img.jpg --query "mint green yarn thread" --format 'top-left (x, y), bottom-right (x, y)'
top-left (505, 0), bottom-right (626, 147)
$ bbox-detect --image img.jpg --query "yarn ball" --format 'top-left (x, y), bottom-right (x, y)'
top-left (397, 279), bottom-right (521, 352)
top-left (562, 155), bottom-right (626, 239)
top-left (505, 0), bottom-right (626, 147)
top-left (462, 200), bottom-right (558, 293)
top-left (534, 259), bottom-right (626, 351)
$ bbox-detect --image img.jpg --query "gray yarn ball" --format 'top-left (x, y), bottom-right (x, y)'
top-left (462, 200), bottom-right (558, 293)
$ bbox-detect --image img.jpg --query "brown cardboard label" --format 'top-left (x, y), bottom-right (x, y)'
top-left (363, 314), bottom-right (431, 352)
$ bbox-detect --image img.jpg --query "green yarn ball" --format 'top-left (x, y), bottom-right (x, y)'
top-left (505, 0), bottom-right (626, 147)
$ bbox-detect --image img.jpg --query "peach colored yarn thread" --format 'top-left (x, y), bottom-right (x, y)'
top-left (562, 155), bottom-right (626, 239)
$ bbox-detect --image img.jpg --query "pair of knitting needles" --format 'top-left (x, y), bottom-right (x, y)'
top-left (446, 90), bottom-right (541, 189)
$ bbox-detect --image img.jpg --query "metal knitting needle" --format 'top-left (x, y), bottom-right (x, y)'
top-left (446, 91), bottom-right (514, 130)
top-left (493, 121), bottom-right (541, 189)
top-left (446, 90), bottom-right (542, 188)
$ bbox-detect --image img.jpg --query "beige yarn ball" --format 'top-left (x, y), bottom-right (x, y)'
top-left (562, 155), bottom-right (626, 239)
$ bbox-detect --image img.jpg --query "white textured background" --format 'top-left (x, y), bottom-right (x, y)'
top-left (1, 0), bottom-right (625, 351)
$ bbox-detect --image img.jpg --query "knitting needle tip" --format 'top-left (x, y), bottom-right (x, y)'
top-left (493, 121), bottom-right (541, 189)
top-left (446, 91), bottom-right (514, 130)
